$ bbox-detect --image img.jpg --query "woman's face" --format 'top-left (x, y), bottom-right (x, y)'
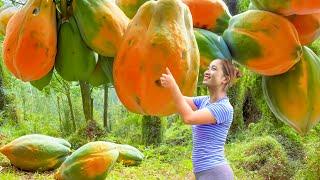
top-left (203, 60), bottom-right (228, 88)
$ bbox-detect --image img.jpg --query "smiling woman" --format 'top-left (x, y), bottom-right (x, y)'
top-left (160, 59), bottom-right (241, 180)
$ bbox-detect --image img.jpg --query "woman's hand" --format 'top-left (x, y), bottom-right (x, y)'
top-left (160, 67), bottom-right (177, 89)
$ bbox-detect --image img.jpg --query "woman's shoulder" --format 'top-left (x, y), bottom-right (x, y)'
top-left (216, 98), bottom-right (234, 112)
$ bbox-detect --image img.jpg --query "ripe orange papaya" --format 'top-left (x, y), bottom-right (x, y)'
top-left (2, 0), bottom-right (57, 81)
top-left (113, 0), bottom-right (200, 116)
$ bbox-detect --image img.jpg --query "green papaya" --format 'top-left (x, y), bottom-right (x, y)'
top-left (115, 0), bottom-right (150, 18)
top-left (88, 56), bottom-right (114, 87)
top-left (30, 69), bottom-right (53, 90)
top-left (72, 0), bottom-right (129, 57)
top-left (116, 144), bottom-right (144, 166)
top-left (100, 56), bottom-right (114, 85)
top-left (194, 28), bottom-right (232, 71)
top-left (0, 134), bottom-right (71, 171)
top-left (55, 16), bottom-right (97, 81)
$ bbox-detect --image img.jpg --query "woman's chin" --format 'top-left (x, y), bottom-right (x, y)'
top-left (202, 81), bottom-right (208, 86)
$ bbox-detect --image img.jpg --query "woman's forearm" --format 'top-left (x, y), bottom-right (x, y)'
top-left (169, 83), bottom-right (194, 124)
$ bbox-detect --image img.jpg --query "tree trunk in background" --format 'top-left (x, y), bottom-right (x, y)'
top-left (223, 0), bottom-right (238, 15)
top-left (142, 115), bottom-right (162, 146)
top-left (57, 96), bottom-right (63, 131)
top-left (66, 89), bottom-right (76, 131)
top-left (80, 81), bottom-right (93, 122)
top-left (103, 84), bottom-right (110, 132)
top-left (0, 75), bottom-right (5, 111)
top-left (90, 97), bottom-right (93, 121)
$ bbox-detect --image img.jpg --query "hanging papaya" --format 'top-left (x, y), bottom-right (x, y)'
top-left (223, 10), bottom-right (302, 76)
top-left (0, 6), bottom-right (18, 36)
top-left (72, 0), bottom-right (129, 57)
top-left (55, 16), bottom-right (97, 82)
top-left (100, 56), bottom-right (115, 85)
top-left (262, 47), bottom-right (320, 135)
top-left (251, 0), bottom-right (320, 16)
top-left (113, 0), bottom-right (200, 116)
top-left (88, 56), bottom-right (113, 87)
top-left (30, 68), bottom-right (53, 91)
top-left (2, 0), bottom-right (57, 81)
top-left (182, 0), bottom-right (231, 34)
top-left (54, 141), bottom-right (119, 180)
top-left (115, 0), bottom-right (150, 18)
top-left (0, 134), bottom-right (71, 171)
top-left (194, 28), bottom-right (232, 71)
top-left (287, 13), bottom-right (320, 45)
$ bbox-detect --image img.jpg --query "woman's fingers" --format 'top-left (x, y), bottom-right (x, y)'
top-left (166, 67), bottom-right (172, 75)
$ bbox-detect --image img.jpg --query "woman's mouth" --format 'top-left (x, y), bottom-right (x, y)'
top-left (203, 75), bottom-right (210, 81)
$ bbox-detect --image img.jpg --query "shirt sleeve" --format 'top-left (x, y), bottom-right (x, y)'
top-left (206, 103), bottom-right (231, 124)
top-left (192, 96), bottom-right (207, 109)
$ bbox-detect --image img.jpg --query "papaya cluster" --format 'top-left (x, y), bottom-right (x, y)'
top-left (1, 0), bottom-right (320, 134)
top-left (0, 134), bottom-right (144, 179)
top-left (225, 1), bottom-right (320, 135)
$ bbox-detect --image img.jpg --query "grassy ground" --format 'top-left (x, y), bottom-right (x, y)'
top-left (0, 144), bottom-right (194, 180)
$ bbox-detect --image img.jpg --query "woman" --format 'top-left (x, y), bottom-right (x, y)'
top-left (160, 59), bottom-right (241, 180)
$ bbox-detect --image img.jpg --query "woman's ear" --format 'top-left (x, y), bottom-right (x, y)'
top-left (222, 75), bottom-right (230, 85)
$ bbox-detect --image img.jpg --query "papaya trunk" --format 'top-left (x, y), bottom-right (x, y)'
top-left (79, 81), bottom-right (93, 122)
top-left (142, 116), bottom-right (162, 146)
top-left (103, 84), bottom-right (110, 132)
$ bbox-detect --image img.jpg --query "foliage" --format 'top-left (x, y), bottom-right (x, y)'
top-left (237, 0), bottom-right (250, 13)
top-left (227, 136), bottom-right (294, 179)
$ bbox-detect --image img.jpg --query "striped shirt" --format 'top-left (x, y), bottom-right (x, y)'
top-left (192, 95), bottom-right (234, 173)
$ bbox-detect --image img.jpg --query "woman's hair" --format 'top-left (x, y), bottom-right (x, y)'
top-left (219, 59), bottom-right (242, 88)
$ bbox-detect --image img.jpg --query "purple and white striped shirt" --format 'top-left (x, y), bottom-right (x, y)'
top-left (192, 95), bottom-right (233, 173)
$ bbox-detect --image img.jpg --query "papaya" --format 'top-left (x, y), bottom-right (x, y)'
top-left (0, 134), bottom-right (71, 171)
top-left (262, 47), bottom-right (320, 135)
top-left (116, 144), bottom-right (144, 166)
top-left (115, 0), bottom-right (150, 18)
top-left (223, 10), bottom-right (302, 76)
top-left (2, 0), bottom-right (57, 81)
top-left (30, 68), bottom-right (53, 90)
top-left (100, 56), bottom-right (114, 85)
top-left (287, 13), bottom-right (320, 45)
top-left (0, 6), bottom-right (18, 36)
top-left (194, 28), bottom-right (232, 71)
top-left (113, 0), bottom-right (200, 116)
top-left (182, 0), bottom-right (231, 34)
top-left (251, 0), bottom-right (320, 16)
top-left (72, 0), bottom-right (129, 57)
top-left (88, 56), bottom-right (114, 87)
top-left (55, 16), bottom-right (97, 82)
top-left (55, 141), bottom-right (119, 180)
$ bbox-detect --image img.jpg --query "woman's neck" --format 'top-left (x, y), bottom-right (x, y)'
top-left (208, 87), bottom-right (227, 103)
